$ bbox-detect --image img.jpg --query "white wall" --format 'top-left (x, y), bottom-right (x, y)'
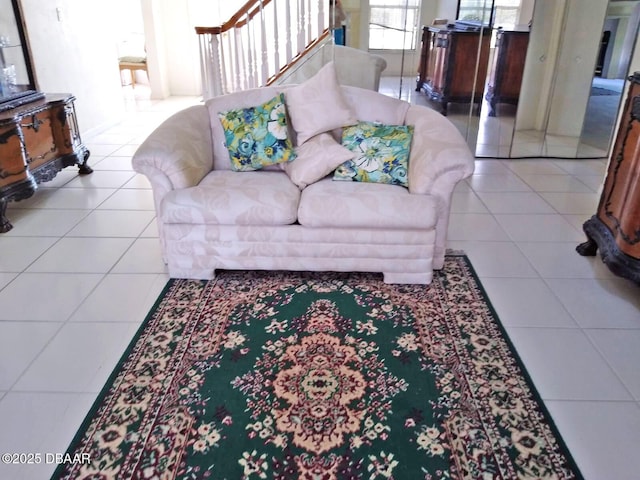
top-left (20, 0), bottom-right (125, 135)
top-left (19, 0), bottom-right (204, 135)
top-left (157, 0), bottom-right (201, 97)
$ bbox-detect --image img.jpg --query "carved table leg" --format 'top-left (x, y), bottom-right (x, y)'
top-left (78, 149), bottom-right (93, 175)
top-left (576, 216), bottom-right (599, 256)
top-left (576, 237), bottom-right (598, 256)
top-left (0, 198), bottom-right (13, 233)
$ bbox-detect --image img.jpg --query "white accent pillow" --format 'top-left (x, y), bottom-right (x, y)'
top-left (284, 133), bottom-right (355, 189)
top-left (285, 61), bottom-right (358, 145)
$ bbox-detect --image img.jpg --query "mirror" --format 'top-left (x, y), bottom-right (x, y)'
top-left (474, 0), bottom-right (532, 157)
top-left (412, 0), bottom-right (639, 159)
top-left (0, 0), bottom-right (38, 108)
top-left (577, 0), bottom-right (640, 157)
top-left (476, 0), bottom-right (640, 159)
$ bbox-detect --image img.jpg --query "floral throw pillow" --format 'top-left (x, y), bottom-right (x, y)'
top-left (218, 93), bottom-right (296, 171)
top-left (333, 121), bottom-right (414, 187)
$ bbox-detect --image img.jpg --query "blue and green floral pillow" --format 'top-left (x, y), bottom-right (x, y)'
top-left (218, 93), bottom-right (296, 171)
top-left (333, 121), bottom-right (413, 187)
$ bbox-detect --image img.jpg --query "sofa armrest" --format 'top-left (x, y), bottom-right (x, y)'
top-left (405, 105), bottom-right (475, 196)
top-left (132, 104), bottom-right (213, 191)
top-left (405, 105), bottom-right (475, 270)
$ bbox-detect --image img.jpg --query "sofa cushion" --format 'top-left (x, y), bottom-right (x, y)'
top-left (285, 61), bottom-right (358, 145)
top-left (217, 93), bottom-right (296, 171)
top-left (334, 121), bottom-right (413, 187)
top-left (341, 85), bottom-right (411, 125)
top-left (284, 133), bottom-right (355, 189)
top-left (298, 178), bottom-right (437, 229)
top-left (161, 171), bottom-right (300, 226)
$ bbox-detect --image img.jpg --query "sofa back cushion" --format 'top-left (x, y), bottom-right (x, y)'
top-left (340, 85), bottom-right (410, 126)
top-left (205, 84), bottom-right (410, 173)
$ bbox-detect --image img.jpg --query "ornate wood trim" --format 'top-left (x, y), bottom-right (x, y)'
top-left (601, 94), bottom-right (640, 247)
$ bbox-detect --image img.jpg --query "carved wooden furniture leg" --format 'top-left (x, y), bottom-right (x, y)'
top-left (0, 198), bottom-right (12, 233)
top-left (78, 149), bottom-right (93, 174)
top-left (576, 237), bottom-right (598, 256)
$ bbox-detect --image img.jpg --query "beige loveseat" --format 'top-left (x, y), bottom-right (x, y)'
top-left (132, 67), bottom-right (474, 284)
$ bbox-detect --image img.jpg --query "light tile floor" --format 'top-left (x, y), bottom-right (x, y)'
top-left (0, 84), bottom-right (639, 480)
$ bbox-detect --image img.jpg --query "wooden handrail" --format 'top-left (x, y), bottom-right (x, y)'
top-left (196, 0), bottom-right (330, 96)
top-left (194, 0), bottom-right (274, 35)
top-left (266, 29), bottom-right (330, 85)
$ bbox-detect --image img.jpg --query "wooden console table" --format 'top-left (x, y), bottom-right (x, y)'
top-left (416, 25), bottom-right (490, 115)
top-left (577, 72), bottom-right (640, 284)
top-left (0, 93), bottom-right (91, 232)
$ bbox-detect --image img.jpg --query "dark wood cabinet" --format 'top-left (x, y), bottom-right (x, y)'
top-left (0, 94), bottom-right (91, 232)
top-left (577, 72), bottom-right (640, 284)
top-left (416, 25), bottom-right (490, 115)
top-left (485, 29), bottom-right (529, 116)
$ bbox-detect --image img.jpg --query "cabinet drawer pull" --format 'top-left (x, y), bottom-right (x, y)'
top-left (21, 115), bottom-right (44, 132)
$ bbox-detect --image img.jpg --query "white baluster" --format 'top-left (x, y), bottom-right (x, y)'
top-left (233, 27), bottom-right (248, 90)
top-left (260, 0), bottom-right (268, 85)
top-left (306, 0), bottom-right (312, 44)
top-left (218, 32), bottom-right (229, 95)
top-left (247, 13), bottom-right (257, 88)
top-left (285, 0), bottom-right (293, 62)
top-left (272, 0), bottom-right (280, 76)
top-left (209, 34), bottom-right (223, 99)
top-left (317, 0), bottom-right (324, 37)
top-left (225, 31), bottom-right (237, 94)
top-left (297, 0), bottom-right (305, 53)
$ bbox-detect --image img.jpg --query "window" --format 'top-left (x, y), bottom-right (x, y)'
top-left (369, 0), bottom-right (421, 50)
top-left (493, 0), bottom-right (521, 29)
top-left (457, 0), bottom-right (494, 25)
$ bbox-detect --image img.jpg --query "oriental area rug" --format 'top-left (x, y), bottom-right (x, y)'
top-left (52, 255), bottom-right (583, 480)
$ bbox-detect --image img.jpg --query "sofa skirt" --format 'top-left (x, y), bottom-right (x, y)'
top-left (161, 224), bottom-right (436, 284)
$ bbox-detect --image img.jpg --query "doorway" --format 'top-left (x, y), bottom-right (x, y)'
top-left (114, 0), bottom-right (151, 108)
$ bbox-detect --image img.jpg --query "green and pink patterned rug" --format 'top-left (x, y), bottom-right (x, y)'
top-left (53, 255), bottom-right (583, 479)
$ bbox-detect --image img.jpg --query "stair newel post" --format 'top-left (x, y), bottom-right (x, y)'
top-left (197, 29), bottom-right (223, 101)
top-left (210, 33), bottom-right (224, 98)
top-left (197, 31), bottom-right (209, 100)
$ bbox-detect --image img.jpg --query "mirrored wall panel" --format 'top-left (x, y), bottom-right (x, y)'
top-left (412, 0), bottom-right (639, 159)
top-left (478, 0), bottom-right (639, 158)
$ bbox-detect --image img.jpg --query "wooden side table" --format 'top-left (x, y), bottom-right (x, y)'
top-left (0, 93), bottom-right (91, 232)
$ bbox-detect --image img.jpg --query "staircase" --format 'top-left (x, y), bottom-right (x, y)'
top-left (195, 0), bottom-right (334, 100)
